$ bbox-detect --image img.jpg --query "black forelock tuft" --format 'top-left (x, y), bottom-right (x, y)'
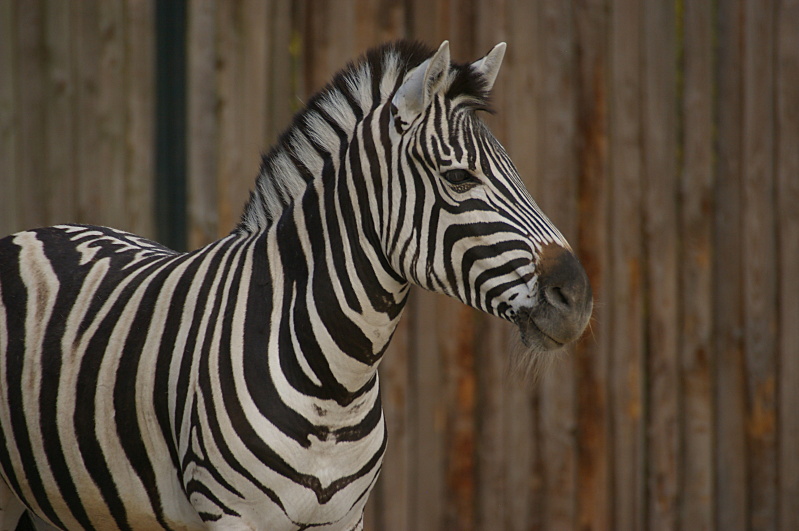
top-left (446, 61), bottom-right (494, 113)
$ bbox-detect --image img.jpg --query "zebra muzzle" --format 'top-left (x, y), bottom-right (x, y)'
top-left (515, 244), bottom-right (593, 351)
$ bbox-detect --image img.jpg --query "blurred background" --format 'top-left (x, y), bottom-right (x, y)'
top-left (1, 1), bottom-right (797, 530)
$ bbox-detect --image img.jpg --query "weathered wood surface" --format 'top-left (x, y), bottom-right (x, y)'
top-left (1, 0), bottom-right (155, 238)
top-left (2, 1), bottom-right (798, 529)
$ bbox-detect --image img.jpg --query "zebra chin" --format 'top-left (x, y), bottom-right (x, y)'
top-left (508, 305), bottom-right (589, 380)
top-left (514, 310), bottom-right (569, 352)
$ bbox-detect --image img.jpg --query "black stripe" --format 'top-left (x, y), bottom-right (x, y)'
top-left (433, 97), bottom-right (450, 157)
top-left (338, 81), bottom-right (365, 123)
top-left (0, 236), bottom-right (66, 528)
top-left (74, 250), bottom-right (169, 530)
top-left (172, 241), bottom-right (232, 436)
top-left (37, 231), bottom-right (104, 529)
top-left (188, 243), bottom-right (263, 507)
top-left (318, 158), bottom-right (363, 316)
top-left (276, 198), bottom-right (354, 402)
top-left (153, 250), bottom-right (205, 476)
top-left (113, 260), bottom-right (178, 530)
top-left (341, 133), bottom-right (403, 316)
top-left (460, 241), bottom-right (531, 308)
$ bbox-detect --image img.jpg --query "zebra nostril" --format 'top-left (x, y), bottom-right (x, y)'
top-left (543, 285), bottom-right (569, 310)
top-left (526, 243), bottom-right (593, 345)
top-left (536, 245), bottom-right (591, 314)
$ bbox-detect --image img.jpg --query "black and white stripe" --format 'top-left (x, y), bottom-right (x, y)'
top-left (0, 40), bottom-right (591, 530)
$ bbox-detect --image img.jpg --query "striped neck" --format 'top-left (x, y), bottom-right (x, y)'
top-left (265, 154), bottom-right (410, 401)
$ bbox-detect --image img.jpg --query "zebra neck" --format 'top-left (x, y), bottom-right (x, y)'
top-left (268, 178), bottom-right (409, 398)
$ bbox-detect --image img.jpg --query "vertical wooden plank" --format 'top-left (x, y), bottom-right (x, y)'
top-left (502, 17), bottom-right (544, 526)
top-left (215, 0), bottom-right (269, 234)
top-left (445, 0), bottom-right (476, 58)
top-left (500, 0), bottom-right (536, 194)
top-left (303, 1), bottom-right (357, 94)
top-left (187, 0), bottom-right (219, 248)
top-left (537, 1), bottom-right (578, 530)
top-left (409, 291), bottom-right (446, 530)
top-left (776, 2), bottom-right (799, 529)
top-left (608, 0), bottom-right (646, 529)
top-left (298, 0), bottom-right (318, 95)
top-left (441, 304), bottom-right (477, 531)
top-left (714, 0), bottom-right (748, 528)
top-left (608, 0), bottom-right (653, 528)
top-left (290, 0), bottom-right (309, 107)
top-left (371, 310), bottom-right (412, 531)
top-left (124, 0), bottom-right (156, 239)
top-left (642, 1), bottom-right (680, 529)
top-left (474, 313), bottom-right (507, 531)
top-left (263, 0), bottom-right (294, 146)
top-left (373, 0), bottom-right (406, 43)
top-left (325, 1), bottom-right (357, 77)
top-left (573, 1), bottom-right (612, 530)
top-left (97, 0), bottom-right (128, 229)
top-left (475, 2), bottom-right (542, 530)
top-left (679, 1), bottom-right (715, 528)
top-left (43, 0), bottom-right (77, 227)
top-left (239, 0), bottom-right (269, 219)
top-left (74, 1), bottom-right (103, 226)
top-left (741, 2), bottom-right (778, 529)
top-left (0, 0), bottom-right (19, 236)
top-left (214, 0), bottom-right (241, 233)
top-left (502, 364), bottom-right (539, 531)
top-left (15, 0), bottom-right (47, 231)
top-left (407, 0), bottom-right (440, 44)
top-left (354, 0), bottom-right (376, 49)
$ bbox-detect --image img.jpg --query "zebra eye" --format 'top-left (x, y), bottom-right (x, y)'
top-left (442, 169), bottom-right (476, 186)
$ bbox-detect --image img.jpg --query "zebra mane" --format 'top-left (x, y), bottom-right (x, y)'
top-left (235, 40), bottom-right (494, 235)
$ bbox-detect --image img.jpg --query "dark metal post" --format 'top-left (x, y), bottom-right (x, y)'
top-left (155, 0), bottom-right (187, 251)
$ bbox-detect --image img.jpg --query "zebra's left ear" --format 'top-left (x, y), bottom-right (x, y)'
top-left (391, 41), bottom-right (451, 131)
top-left (470, 42), bottom-right (507, 92)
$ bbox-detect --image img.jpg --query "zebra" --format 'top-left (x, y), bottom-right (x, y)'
top-left (0, 40), bottom-right (592, 530)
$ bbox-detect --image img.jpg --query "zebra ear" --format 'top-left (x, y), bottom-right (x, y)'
top-left (391, 41), bottom-right (451, 130)
top-left (470, 42), bottom-right (506, 92)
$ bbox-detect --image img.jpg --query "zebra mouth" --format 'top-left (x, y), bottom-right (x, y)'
top-left (514, 308), bottom-right (566, 352)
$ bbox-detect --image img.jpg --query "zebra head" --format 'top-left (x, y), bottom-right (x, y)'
top-left (385, 41), bottom-right (593, 359)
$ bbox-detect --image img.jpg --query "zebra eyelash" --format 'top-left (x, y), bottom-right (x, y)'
top-left (441, 168), bottom-right (479, 192)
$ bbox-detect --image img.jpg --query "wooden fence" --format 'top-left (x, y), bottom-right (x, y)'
top-left (1, 1), bottom-right (798, 530)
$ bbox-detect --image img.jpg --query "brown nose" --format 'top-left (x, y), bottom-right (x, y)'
top-left (533, 243), bottom-right (593, 345)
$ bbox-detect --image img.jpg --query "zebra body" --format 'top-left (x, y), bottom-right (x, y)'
top-left (0, 41), bottom-right (592, 530)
